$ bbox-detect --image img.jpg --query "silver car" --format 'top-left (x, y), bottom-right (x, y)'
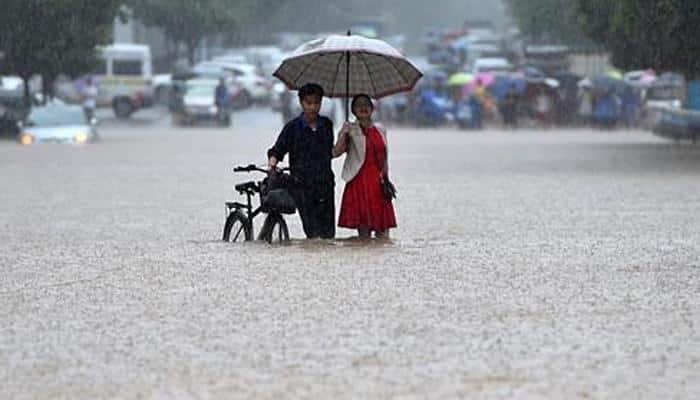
top-left (18, 104), bottom-right (97, 145)
top-left (173, 79), bottom-right (232, 127)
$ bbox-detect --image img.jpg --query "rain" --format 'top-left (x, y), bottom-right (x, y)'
top-left (1, 1), bottom-right (699, 398)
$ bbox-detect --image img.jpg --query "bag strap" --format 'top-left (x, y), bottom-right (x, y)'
top-left (373, 123), bottom-right (389, 177)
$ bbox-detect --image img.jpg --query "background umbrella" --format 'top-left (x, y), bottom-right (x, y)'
top-left (273, 31), bottom-right (423, 120)
top-left (606, 69), bottom-right (624, 80)
top-left (593, 75), bottom-right (627, 94)
top-left (463, 72), bottom-right (496, 96)
top-left (447, 72), bottom-right (474, 87)
top-left (491, 74), bottom-right (527, 101)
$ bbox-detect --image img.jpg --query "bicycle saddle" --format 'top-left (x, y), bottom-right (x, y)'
top-left (235, 181), bottom-right (258, 193)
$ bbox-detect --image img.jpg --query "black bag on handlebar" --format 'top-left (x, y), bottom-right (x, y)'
top-left (261, 172), bottom-right (296, 214)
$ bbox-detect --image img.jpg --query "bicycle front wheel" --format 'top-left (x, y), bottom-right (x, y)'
top-left (258, 213), bottom-right (290, 244)
top-left (222, 210), bottom-right (252, 242)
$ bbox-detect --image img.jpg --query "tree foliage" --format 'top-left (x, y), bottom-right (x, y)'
top-left (504, 0), bottom-right (591, 46)
top-left (0, 0), bottom-right (122, 101)
top-left (577, 0), bottom-right (700, 78)
top-left (127, 0), bottom-right (242, 65)
top-left (506, 0), bottom-right (700, 77)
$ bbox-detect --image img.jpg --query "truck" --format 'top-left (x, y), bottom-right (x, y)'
top-left (56, 43), bottom-right (154, 119)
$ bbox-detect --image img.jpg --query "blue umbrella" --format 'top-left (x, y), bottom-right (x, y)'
top-left (592, 75), bottom-right (627, 93)
top-left (491, 75), bottom-right (528, 102)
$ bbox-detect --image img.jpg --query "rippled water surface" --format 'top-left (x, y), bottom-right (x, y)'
top-left (1, 108), bottom-right (699, 399)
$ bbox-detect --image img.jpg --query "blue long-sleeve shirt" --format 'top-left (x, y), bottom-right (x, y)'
top-left (267, 113), bottom-right (335, 188)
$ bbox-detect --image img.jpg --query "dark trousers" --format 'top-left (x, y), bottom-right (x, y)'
top-left (291, 184), bottom-right (335, 239)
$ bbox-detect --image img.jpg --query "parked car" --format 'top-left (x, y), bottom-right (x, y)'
top-left (184, 66), bottom-right (247, 110)
top-left (472, 57), bottom-right (513, 75)
top-left (171, 79), bottom-right (231, 127)
top-left (652, 108), bottom-right (700, 143)
top-left (17, 103), bottom-right (97, 145)
top-left (199, 61), bottom-right (272, 105)
top-left (240, 46), bottom-right (284, 72)
top-left (0, 81), bottom-right (29, 136)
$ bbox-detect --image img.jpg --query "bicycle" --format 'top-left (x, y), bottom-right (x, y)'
top-left (222, 164), bottom-right (294, 244)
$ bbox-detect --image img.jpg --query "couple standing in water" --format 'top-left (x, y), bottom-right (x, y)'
top-left (266, 83), bottom-right (396, 240)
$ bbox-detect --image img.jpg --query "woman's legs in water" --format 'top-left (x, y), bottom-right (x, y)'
top-left (375, 230), bottom-right (390, 239)
top-left (358, 227), bottom-right (371, 239)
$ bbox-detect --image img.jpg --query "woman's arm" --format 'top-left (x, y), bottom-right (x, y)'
top-left (332, 122), bottom-right (352, 158)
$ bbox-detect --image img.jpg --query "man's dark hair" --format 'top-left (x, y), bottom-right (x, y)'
top-left (298, 83), bottom-right (324, 100)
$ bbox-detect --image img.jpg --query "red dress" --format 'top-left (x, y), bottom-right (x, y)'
top-left (338, 126), bottom-right (397, 231)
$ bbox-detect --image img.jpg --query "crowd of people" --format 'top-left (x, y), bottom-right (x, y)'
top-left (376, 68), bottom-right (666, 131)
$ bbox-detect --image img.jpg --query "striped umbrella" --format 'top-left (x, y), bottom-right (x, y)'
top-left (273, 32), bottom-right (423, 120)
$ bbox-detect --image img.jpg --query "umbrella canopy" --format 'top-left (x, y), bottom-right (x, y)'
top-left (463, 72), bottom-right (496, 96)
top-left (491, 74), bottom-right (528, 101)
top-left (447, 72), bottom-right (474, 87)
top-left (606, 69), bottom-right (624, 80)
top-left (273, 34), bottom-right (423, 99)
top-left (592, 75), bottom-right (628, 93)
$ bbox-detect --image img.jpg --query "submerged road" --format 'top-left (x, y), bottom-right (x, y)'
top-left (1, 107), bottom-right (699, 399)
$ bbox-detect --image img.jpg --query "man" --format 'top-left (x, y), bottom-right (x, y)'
top-left (501, 83), bottom-right (519, 128)
top-left (267, 83), bottom-right (341, 239)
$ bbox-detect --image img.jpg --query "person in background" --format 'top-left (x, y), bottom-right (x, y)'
top-left (578, 85), bottom-right (594, 126)
top-left (214, 77), bottom-right (231, 124)
top-left (473, 78), bottom-right (494, 127)
top-left (500, 83), bottom-right (519, 128)
top-left (533, 87), bottom-right (553, 128)
top-left (81, 76), bottom-right (98, 121)
top-left (621, 85), bottom-right (640, 128)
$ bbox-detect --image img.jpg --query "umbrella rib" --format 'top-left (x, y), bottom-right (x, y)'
top-left (292, 53), bottom-right (324, 85)
top-left (357, 52), bottom-right (378, 97)
top-left (385, 56), bottom-right (410, 87)
top-left (329, 52), bottom-right (344, 97)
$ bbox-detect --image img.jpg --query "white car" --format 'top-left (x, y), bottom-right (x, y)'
top-left (200, 61), bottom-right (271, 105)
top-left (212, 53), bottom-right (248, 65)
top-left (472, 57), bottom-right (514, 75)
top-left (18, 104), bottom-right (97, 145)
top-left (173, 78), bottom-right (231, 127)
top-left (1, 76), bottom-right (23, 91)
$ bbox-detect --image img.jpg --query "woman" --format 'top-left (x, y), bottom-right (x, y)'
top-left (334, 94), bottom-right (397, 238)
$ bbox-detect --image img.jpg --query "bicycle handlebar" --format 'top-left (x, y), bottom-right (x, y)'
top-left (233, 164), bottom-right (290, 173)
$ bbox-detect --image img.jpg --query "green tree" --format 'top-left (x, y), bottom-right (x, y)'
top-left (504, 0), bottom-right (591, 46)
top-left (128, 0), bottom-right (241, 65)
top-left (0, 0), bottom-right (122, 103)
top-left (506, 0), bottom-right (700, 78)
top-left (577, 0), bottom-right (700, 78)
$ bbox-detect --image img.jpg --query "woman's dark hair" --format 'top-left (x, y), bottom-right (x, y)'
top-left (298, 83), bottom-right (324, 100)
top-left (351, 94), bottom-right (374, 115)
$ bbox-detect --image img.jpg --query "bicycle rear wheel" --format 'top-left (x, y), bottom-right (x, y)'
top-left (258, 213), bottom-right (290, 244)
top-left (222, 210), bottom-right (252, 242)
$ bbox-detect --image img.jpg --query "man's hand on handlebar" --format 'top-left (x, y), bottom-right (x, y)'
top-left (267, 156), bottom-right (279, 174)
top-left (233, 161), bottom-right (289, 175)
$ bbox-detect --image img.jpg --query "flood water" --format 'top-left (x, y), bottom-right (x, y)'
top-left (1, 107), bottom-right (699, 398)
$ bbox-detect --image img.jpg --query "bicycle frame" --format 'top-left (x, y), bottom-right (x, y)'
top-left (225, 164), bottom-right (291, 240)
top-left (232, 186), bottom-right (264, 219)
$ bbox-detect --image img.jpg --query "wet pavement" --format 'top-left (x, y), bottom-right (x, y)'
top-left (1, 107), bottom-right (699, 399)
